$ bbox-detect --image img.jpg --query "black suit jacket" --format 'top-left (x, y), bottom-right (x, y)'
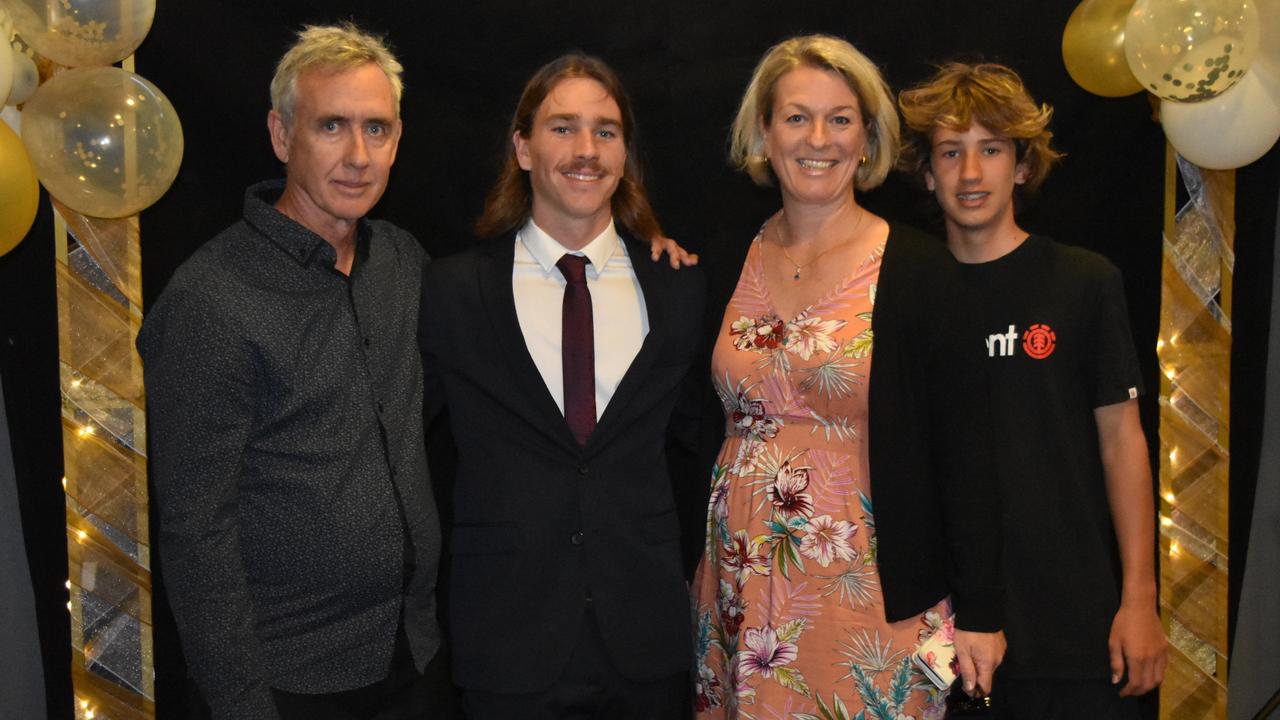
top-left (419, 230), bottom-right (705, 694)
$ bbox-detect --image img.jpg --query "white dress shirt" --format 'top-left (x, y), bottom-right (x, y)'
top-left (513, 219), bottom-right (649, 420)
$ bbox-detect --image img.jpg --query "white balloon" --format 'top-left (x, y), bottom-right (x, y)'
top-left (0, 104), bottom-right (19, 135)
top-left (0, 41), bottom-right (12, 108)
top-left (7, 47), bottom-right (38, 106)
top-left (1162, 63), bottom-right (1280, 169)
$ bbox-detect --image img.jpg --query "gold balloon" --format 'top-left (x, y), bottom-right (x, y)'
top-left (0, 118), bottom-right (40, 256)
top-left (1062, 0), bottom-right (1144, 97)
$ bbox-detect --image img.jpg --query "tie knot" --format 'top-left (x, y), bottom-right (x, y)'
top-left (556, 254), bottom-right (590, 285)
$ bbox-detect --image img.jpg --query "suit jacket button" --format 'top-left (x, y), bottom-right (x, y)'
top-left (571, 531), bottom-right (584, 546)
top-left (577, 463), bottom-right (589, 475)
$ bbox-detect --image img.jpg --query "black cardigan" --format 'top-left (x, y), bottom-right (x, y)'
top-left (695, 222), bottom-right (1002, 632)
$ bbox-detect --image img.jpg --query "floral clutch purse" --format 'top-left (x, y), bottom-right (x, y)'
top-left (912, 622), bottom-right (958, 691)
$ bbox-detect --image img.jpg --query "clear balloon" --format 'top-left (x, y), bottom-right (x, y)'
top-left (7, 46), bottom-right (38, 105)
top-left (1062, 0), bottom-right (1143, 97)
top-left (1, 0), bottom-right (155, 68)
top-left (0, 118), bottom-right (39, 255)
top-left (1125, 0), bottom-right (1260, 102)
top-left (1161, 63), bottom-right (1280, 169)
top-left (21, 66), bottom-right (182, 218)
top-left (1260, 0), bottom-right (1280, 73)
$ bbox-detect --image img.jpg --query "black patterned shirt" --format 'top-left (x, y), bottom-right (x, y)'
top-left (138, 181), bottom-right (440, 719)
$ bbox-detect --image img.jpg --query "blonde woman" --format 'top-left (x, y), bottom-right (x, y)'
top-left (691, 36), bottom-right (1004, 717)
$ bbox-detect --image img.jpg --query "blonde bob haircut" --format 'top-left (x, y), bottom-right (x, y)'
top-left (730, 34), bottom-right (899, 191)
top-left (898, 62), bottom-right (1061, 193)
top-left (270, 22), bottom-right (404, 127)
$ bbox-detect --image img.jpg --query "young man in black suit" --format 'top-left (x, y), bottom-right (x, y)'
top-left (419, 54), bottom-right (704, 718)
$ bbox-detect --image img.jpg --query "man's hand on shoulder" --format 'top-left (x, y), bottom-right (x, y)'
top-left (1109, 601), bottom-right (1167, 696)
top-left (648, 236), bottom-right (698, 268)
top-left (953, 629), bottom-right (1006, 697)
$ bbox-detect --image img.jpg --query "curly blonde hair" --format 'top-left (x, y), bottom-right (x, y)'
top-left (730, 34), bottom-right (899, 192)
top-left (898, 62), bottom-right (1061, 192)
top-left (270, 22), bottom-right (404, 126)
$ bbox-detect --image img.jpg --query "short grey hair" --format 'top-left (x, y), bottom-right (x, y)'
top-left (270, 22), bottom-right (404, 126)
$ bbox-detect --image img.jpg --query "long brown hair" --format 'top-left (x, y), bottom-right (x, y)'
top-left (475, 53), bottom-right (663, 241)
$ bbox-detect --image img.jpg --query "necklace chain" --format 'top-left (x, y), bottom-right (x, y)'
top-left (772, 208), bottom-right (865, 281)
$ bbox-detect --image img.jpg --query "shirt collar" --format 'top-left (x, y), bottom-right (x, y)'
top-left (242, 180), bottom-right (370, 269)
top-left (517, 218), bottom-right (621, 279)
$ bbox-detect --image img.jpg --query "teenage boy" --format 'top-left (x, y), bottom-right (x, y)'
top-left (898, 62), bottom-right (1167, 719)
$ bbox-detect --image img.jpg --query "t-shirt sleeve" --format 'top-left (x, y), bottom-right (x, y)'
top-left (1088, 261), bottom-right (1144, 407)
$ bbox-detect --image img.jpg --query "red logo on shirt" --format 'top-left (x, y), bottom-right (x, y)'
top-left (1021, 323), bottom-right (1056, 359)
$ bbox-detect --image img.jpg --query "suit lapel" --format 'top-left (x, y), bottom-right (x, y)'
top-left (588, 234), bottom-right (670, 450)
top-left (476, 235), bottom-right (580, 452)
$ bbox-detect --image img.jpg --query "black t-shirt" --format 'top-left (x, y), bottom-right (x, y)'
top-left (958, 235), bottom-right (1144, 679)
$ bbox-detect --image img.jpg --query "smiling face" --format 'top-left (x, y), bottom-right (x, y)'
top-left (514, 76), bottom-right (625, 248)
top-left (763, 66), bottom-right (867, 209)
top-left (925, 121), bottom-right (1028, 245)
top-left (269, 62), bottom-right (401, 242)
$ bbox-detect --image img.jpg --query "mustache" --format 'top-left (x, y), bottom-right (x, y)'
top-left (560, 160), bottom-right (607, 174)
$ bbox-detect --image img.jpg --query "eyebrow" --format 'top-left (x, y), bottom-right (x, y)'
top-left (935, 136), bottom-right (1013, 146)
top-left (316, 115), bottom-right (395, 126)
top-left (546, 112), bottom-right (622, 127)
top-left (779, 102), bottom-right (858, 114)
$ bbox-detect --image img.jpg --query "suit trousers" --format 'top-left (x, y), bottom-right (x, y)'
top-left (462, 604), bottom-right (688, 719)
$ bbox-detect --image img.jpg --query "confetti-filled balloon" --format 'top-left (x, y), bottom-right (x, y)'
top-left (1261, 0), bottom-right (1280, 73)
top-left (2, 0), bottom-right (155, 68)
top-left (1062, 0), bottom-right (1143, 97)
top-left (0, 118), bottom-right (39, 255)
top-left (21, 66), bottom-right (183, 218)
top-left (1162, 63), bottom-right (1280, 169)
top-left (1125, 0), bottom-right (1260, 102)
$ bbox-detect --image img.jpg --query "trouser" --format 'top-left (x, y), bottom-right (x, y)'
top-left (271, 626), bottom-right (460, 720)
top-left (462, 605), bottom-right (688, 719)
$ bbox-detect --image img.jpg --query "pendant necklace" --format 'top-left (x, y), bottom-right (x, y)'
top-left (773, 207), bottom-right (865, 281)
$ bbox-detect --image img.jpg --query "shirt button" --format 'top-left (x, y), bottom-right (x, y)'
top-left (364, 337), bottom-right (372, 347)
top-left (577, 463), bottom-right (589, 475)
top-left (570, 531), bottom-right (584, 546)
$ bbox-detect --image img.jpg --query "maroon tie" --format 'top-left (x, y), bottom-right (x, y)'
top-left (556, 254), bottom-right (595, 445)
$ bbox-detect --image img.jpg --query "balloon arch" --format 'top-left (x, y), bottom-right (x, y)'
top-left (2, 1), bottom-right (180, 718)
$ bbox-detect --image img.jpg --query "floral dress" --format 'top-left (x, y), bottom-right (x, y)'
top-left (692, 234), bottom-right (950, 720)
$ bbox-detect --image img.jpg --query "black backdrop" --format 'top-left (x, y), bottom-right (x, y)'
top-left (1, 0), bottom-right (1276, 716)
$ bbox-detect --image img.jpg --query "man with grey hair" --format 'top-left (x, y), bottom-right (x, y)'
top-left (139, 23), bottom-right (453, 719)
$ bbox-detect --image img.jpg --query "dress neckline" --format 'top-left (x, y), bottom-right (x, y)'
top-left (752, 231), bottom-right (886, 324)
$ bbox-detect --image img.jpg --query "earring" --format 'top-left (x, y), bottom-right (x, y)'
top-left (860, 154), bottom-right (869, 165)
